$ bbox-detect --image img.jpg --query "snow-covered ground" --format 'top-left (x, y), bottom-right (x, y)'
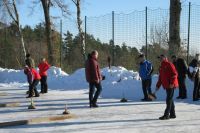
top-left (0, 66), bottom-right (200, 133)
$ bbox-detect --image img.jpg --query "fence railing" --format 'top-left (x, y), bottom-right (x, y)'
top-left (61, 3), bottom-right (200, 64)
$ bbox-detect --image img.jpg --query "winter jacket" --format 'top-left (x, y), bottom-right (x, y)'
top-left (25, 57), bottom-right (35, 68)
top-left (139, 60), bottom-right (153, 80)
top-left (38, 62), bottom-right (50, 76)
top-left (173, 58), bottom-right (188, 78)
top-left (31, 68), bottom-right (41, 80)
top-left (156, 59), bottom-right (179, 89)
top-left (85, 57), bottom-right (102, 83)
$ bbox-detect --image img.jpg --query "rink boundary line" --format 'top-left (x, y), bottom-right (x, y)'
top-left (0, 92), bottom-right (8, 96)
top-left (0, 114), bottom-right (75, 128)
top-left (0, 102), bottom-right (20, 107)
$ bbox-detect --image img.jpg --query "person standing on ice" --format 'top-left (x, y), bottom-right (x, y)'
top-left (138, 54), bottom-right (153, 101)
top-left (24, 53), bottom-right (35, 95)
top-left (24, 65), bottom-right (33, 95)
top-left (171, 55), bottom-right (188, 99)
top-left (188, 54), bottom-right (200, 101)
top-left (156, 54), bottom-right (178, 120)
top-left (26, 67), bottom-right (41, 98)
top-left (85, 50), bottom-right (102, 108)
top-left (38, 58), bottom-right (50, 94)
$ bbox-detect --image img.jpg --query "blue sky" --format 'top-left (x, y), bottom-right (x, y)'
top-left (17, 0), bottom-right (200, 27)
top-left (15, 0), bottom-right (200, 54)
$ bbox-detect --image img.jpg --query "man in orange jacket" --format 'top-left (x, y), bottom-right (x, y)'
top-left (156, 55), bottom-right (179, 120)
top-left (38, 58), bottom-right (50, 94)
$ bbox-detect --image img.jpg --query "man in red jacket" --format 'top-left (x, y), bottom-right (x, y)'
top-left (27, 68), bottom-right (41, 98)
top-left (156, 55), bottom-right (179, 120)
top-left (85, 51), bottom-right (102, 108)
top-left (38, 58), bottom-right (50, 94)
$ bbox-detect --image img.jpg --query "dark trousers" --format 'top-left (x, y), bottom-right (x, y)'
top-left (28, 79), bottom-right (39, 97)
top-left (40, 76), bottom-right (48, 93)
top-left (89, 82), bottom-right (102, 104)
top-left (164, 88), bottom-right (175, 116)
top-left (178, 77), bottom-right (187, 98)
top-left (193, 77), bottom-right (200, 100)
top-left (142, 79), bottom-right (152, 99)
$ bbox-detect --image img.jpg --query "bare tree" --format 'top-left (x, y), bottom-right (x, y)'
top-left (2, 0), bottom-right (26, 60)
top-left (40, 0), bottom-right (69, 65)
top-left (40, 0), bottom-right (53, 64)
top-left (169, 0), bottom-right (181, 56)
top-left (71, 0), bottom-right (86, 61)
top-left (149, 19), bottom-right (169, 48)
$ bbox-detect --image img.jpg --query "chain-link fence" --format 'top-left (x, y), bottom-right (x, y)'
top-left (62, 3), bottom-right (199, 63)
top-left (0, 3), bottom-right (200, 71)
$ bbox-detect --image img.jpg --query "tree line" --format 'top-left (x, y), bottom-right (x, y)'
top-left (1, 22), bottom-right (178, 73)
top-left (0, 0), bottom-right (189, 73)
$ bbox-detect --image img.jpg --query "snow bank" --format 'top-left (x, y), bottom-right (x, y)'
top-left (0, 68), bottom-right (27, 83)
top-left (0, 66), bottom-right (194, 100)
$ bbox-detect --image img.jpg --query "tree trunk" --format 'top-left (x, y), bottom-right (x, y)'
top-left (3, 0), bottom-right (27, 62)
top-left (18, 26), bottom-right (26, 61)
top-left (13, 0), bottom-right (26, 61)
top-left (76, 0), bottom-right (86, 61)
top-left (41, 0), bottom-right (54, 65)
top-left (169, 0), bottom-right (181, 56)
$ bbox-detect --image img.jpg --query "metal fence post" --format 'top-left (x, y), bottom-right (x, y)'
top-left (39, 23), bottom-right (42, 63)
top-left (85, 16), bottom-right (87, 53)
top-left (187, 2), bottom-right (191, 64)
top-left (4, 23), bottom-right (7, 68)
top-left (60, 19), bottom-right (62, 68)
top-left (112, 11), bottom-right (115, 66)
top-left (145, 7), bottom-right (148, 59)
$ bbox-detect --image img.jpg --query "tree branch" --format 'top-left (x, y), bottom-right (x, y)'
top-left (3, 0), bottom-right (17, 24)
top-left (71, 0), bottom-right (77, 6)
top-left (12, 0), bottom-right (19, 26)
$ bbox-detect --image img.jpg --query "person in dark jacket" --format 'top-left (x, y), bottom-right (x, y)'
top-left (24, 65), bottom-right (33, 95)
top-left (171, 55), bottom-right (188, 99)
top-left (138, 54), bottom-right (153, 101)
top-left (25, 53), bottom-right (35, 68)
top-left (188, 55), bottom-right (200, 101)
top-left (24, 53), bottom-right (35, 95)
top-left (156, 55), bottom-right (179, 120)
top-left (38, 58), bottom-right (50, 94)
top-left (85, 50), bottom-right (102, 108)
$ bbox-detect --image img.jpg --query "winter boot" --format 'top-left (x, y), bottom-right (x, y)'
top-left (91, 103), bottom-right (99, 108)
top-left (141, 98), bottom-right (152, 101)
top-left (159, 115), bottom-right (170, 120)
top-left (26, 89), bottom-right (34, 98)
top-left (193, 98), bottom-right (199, 101)
top-left (176, 96), bottom-right (182, 99)
top-left (169, 114), bottom-right (176, 119)
top-left (34, 89), bottom-right (40, 97)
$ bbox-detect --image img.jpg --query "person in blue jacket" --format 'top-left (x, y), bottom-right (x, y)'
top-left (138, 54), bottom-right (153, 101)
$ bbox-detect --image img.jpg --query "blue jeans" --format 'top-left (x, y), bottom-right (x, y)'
top-left (89, 82), bottom-right (102, 104)
top-left (142, 78), bottom-right (152, 99)
top-left (164, 88), bottom-right (175, 116)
